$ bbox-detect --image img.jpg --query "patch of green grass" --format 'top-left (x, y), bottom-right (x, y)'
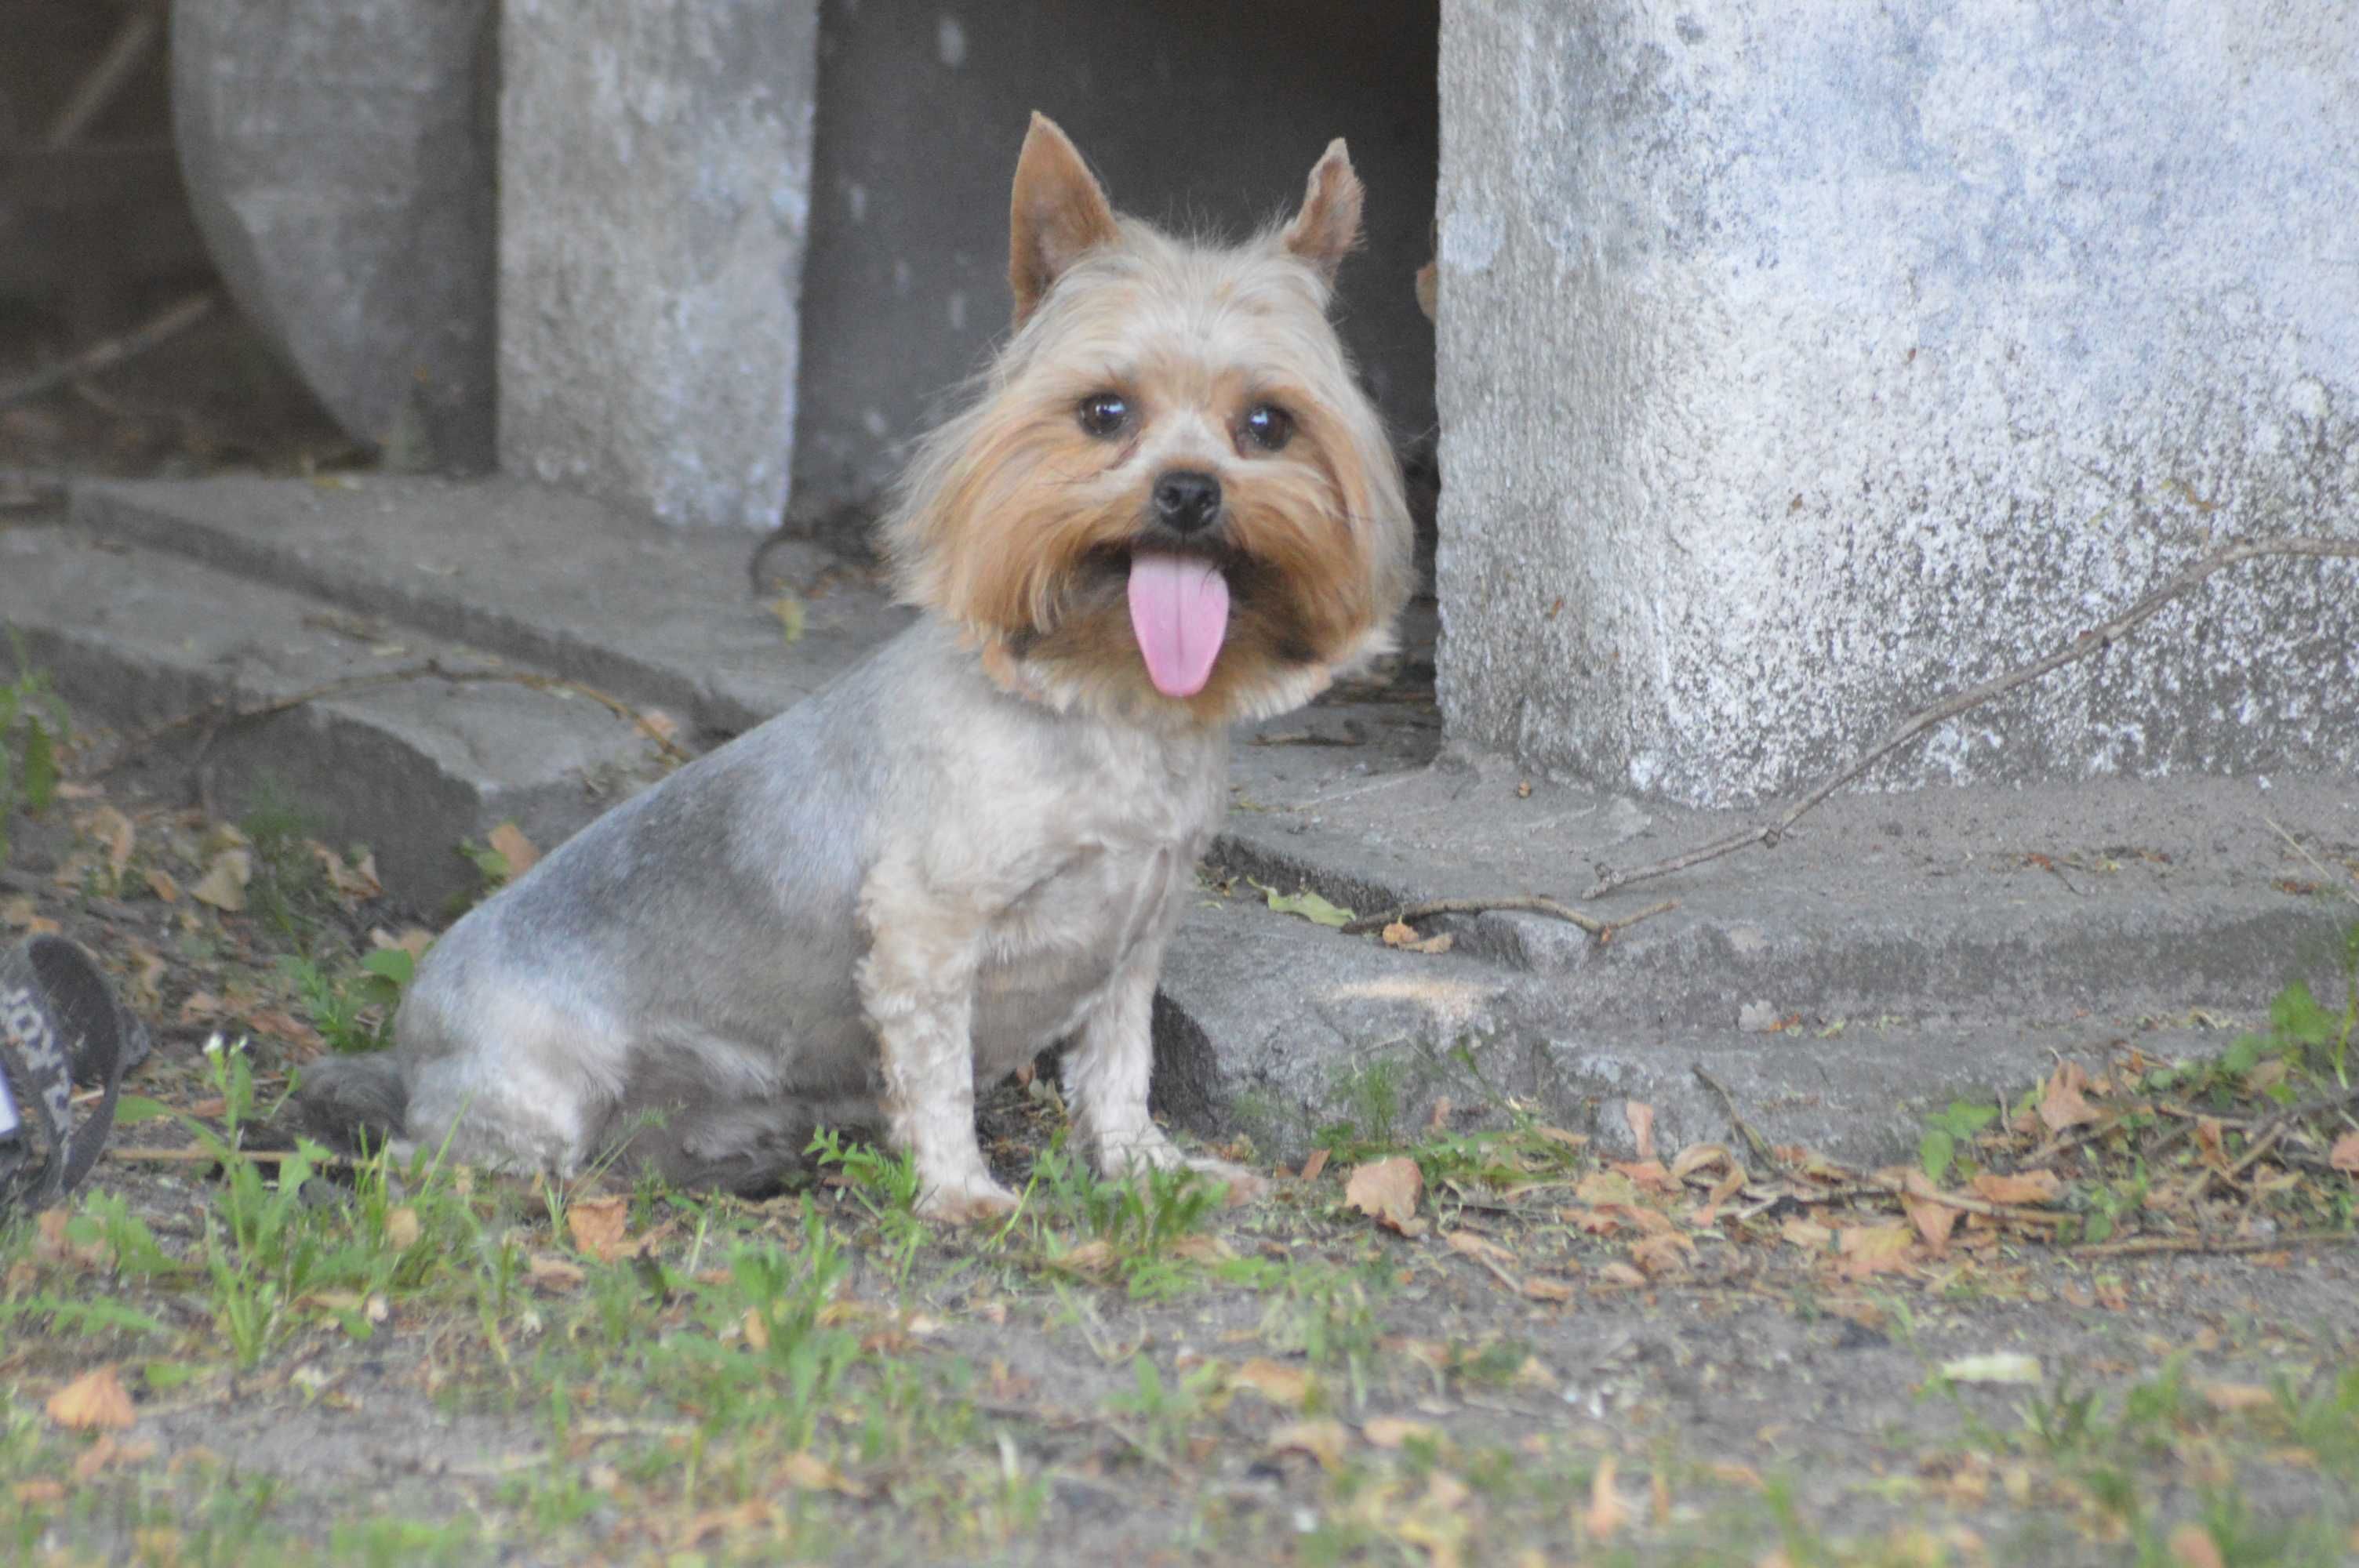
top-left (0, 634), bottom-right (64, 867)
top-left (1254, 1258), bottom-right (1384, 1408)
top-left (1020, 1135), bottom-right (1224, 1299)
top-left (236, 785), bottom-right (350, 952)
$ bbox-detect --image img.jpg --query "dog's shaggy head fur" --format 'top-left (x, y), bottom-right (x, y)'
top-left (883, 114), bottom-right (1414, 727)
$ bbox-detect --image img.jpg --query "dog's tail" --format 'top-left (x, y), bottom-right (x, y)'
top-left (296, 1053), bottom-right (409, 1156)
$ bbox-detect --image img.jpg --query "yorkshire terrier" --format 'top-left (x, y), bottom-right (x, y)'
top-left (302, 114), bottom-right (1412, 1220)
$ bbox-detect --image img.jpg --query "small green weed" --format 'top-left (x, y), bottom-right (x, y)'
top-left (1917, 1098), bottom-right (2000, 1183)
top-left (1025, 1136), bottom-right (1222, 1298)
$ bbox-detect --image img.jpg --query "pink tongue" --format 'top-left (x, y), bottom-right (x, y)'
top-left (1125, 553), bottom-right (1230, 698)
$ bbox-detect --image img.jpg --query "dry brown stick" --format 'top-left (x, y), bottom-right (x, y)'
top-left (2074, 1229), bottom-right (2358, 1260)
top-left (1339, 893), bottom-right (1677, 942)
top-left (1343, 895), bottom-right (1606, 936)
top-left (90, 658), bottom-right (692, 775)
top-left (1585, 534), bottom-right (2359, 900)
top-left (0, 292), bottom-right (218, 410)
top-left (1691, 1064), bottom-right (1781, 1171)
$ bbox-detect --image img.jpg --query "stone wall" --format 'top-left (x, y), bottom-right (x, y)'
top-left (1434, 0), bottom-right (2359, 805)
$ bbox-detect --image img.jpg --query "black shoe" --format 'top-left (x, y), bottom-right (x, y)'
top-left (0, 937), bottom-right (146, 1212)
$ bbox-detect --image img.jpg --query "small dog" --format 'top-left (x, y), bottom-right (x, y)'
top-left (302, 114), bottom-right (1412, 1219)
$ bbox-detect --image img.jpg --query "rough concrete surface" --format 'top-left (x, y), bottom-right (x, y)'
top-left (1434, 0), bottom-right (2359, 806)
top-left (71, 476), bottom-right (904, 737)
top-left (790, 0), bottom-right (1439, 530)
top-left (0, 521), bottom-right (667, 911)
top-left (499, 0), bottom-right (821, 529)
top-left (171, 0), bottom-right (497, 471)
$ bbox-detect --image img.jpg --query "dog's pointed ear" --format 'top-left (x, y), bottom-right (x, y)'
top-left (1281, 138), bottom-right (1364, 287)
top-left (1009, 113), bottom-right (1120, 326)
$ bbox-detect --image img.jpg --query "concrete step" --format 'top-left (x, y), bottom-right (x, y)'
top-left (1, 519), bottom-right (673, 911)
top-left (1215, 716), bottom-right (2358, 1033)
top-left (71, 474), bottom-right (907, 737)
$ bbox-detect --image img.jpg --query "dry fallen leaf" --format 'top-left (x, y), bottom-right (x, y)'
top-left (1380, 920), bottom-right (1455, 955)
top-left (1521, 1275), bottom-right (1576, 1302)
top-left (2198, 1381), bottom-right (2276, 1414)
top-left (47, 1367), bottom-right (136, 1432)
top-left (312, 842), bottom-right (383, 903)
top-left (71, 1433), bottom-right (155, 1483)
top-left (526, 1254), bottom-right (587, 1292)
top-left (2330, 1131), bottom-right (2359, 1176)
top-left (1364, 1416), bottom-right (1438, 1449)
top-left (144, 869), bottom-right (180, 904)
top-left (1623, 1100), bottom-right (1657, 1163)
top-left (779, 1450), bottom-right (866, 1496)
top-left (1972, 1170), bottom-right (2063, 1205)
top-left (372, 925), bottom-right (438, 960)
top-left (1444, 1230), bottom-right (1518, 1269)
top-left (488, 822), bottom-right (541, 880)
top-left (383, 1207), bottom-right (421, 1250)
top-left (565, 1196), bottom-right (630, 1263)
top-left (1346, 1156), bottom-right (1427, 1236)
top-left (1583, 1456), bottom-right (1634, 1541)
top-left (1050, 1239), bottom-right (1116, 1278)
top-left (189, 848), bottom-right (253, 913)
top-left (1298, 1146), bottom-right (1331, 1182)
top-left (1267, 1418), bottom-right (1350, 1471)
top-left (2166, 1522), bottom-right (2226, 1568)
top-left (1835, 1223), bottom-right (1917, 1279)
top-left (1897, 1172), bottom-right (1958, 1253)
top-left (1230, 1357), bottom-right (1314, 1407)
top-left (2037, 1061), bottom-right (2100, 1132)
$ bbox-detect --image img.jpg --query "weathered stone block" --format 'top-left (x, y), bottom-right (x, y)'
top-left (172, 0), bottom-right (496, 471)
top-left (1435, 1), bottom-right (2359, 805)
top-left (499, 0), bottom-right (821, 529)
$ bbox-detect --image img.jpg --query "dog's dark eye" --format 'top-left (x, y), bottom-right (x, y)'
top-left (1241, 403), bottom-right (1295, 452)
top-left (1077, 393), bottom-right (1131, 439)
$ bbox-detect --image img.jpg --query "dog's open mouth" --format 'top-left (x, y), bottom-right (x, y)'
top-left (1125, 550), bottom-right (1230, 697)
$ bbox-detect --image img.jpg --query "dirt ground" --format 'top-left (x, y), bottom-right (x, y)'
top-left (2, 308), bottom-right (2357, 1567)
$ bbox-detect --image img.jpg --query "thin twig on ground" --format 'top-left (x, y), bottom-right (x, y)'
top-left (1692, 1064), bottom-right (1780, 1171)
top-left (90, 658), bottom-right (693, 775)
top-left (2073, 1230), bottom-right (2359, 1260)
top-left (0, 293), bottom-right (217, 410)
top-left (1339, 894), bottom-right (1676, 943)
top-left (1585, 534), bottom-right (2359, 900)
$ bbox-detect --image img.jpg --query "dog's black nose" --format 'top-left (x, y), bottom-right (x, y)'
top-left (1151, 470), bottom-right (1223, 535)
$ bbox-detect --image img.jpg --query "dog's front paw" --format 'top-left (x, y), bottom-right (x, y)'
top-left (916, 1173), bottom-right (1020, 1225)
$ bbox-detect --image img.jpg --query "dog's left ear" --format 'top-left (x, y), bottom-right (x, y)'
top-left (1009, 113), bottom-right (1121, 326)
top-left (1281, 139), bottom-right (1364, 287)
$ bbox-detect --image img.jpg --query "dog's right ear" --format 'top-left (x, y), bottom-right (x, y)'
top-left (1009, 112), bottom-right (1119, 327)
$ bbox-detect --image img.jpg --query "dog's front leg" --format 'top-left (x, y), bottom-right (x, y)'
top-left (1063, 941), bottom-right (1267, 1207)
top-left (858, 873), bottom-right (1016, 1223)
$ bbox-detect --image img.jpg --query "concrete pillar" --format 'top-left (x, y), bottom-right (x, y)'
top-left (1435, 1), bottom-right (2359, 805)
top-left (498, 0), bottom-right (820, 529)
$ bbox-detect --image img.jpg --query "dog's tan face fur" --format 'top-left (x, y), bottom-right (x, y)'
top-left (885, 114), bottom-right (1413, 727)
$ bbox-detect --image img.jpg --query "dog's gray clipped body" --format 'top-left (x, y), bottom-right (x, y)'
top-left (302, 619), bottom-right (1230, 1214)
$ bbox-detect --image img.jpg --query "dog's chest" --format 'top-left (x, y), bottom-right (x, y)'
top-left (968, 766), bottom-right (1214, 1065)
